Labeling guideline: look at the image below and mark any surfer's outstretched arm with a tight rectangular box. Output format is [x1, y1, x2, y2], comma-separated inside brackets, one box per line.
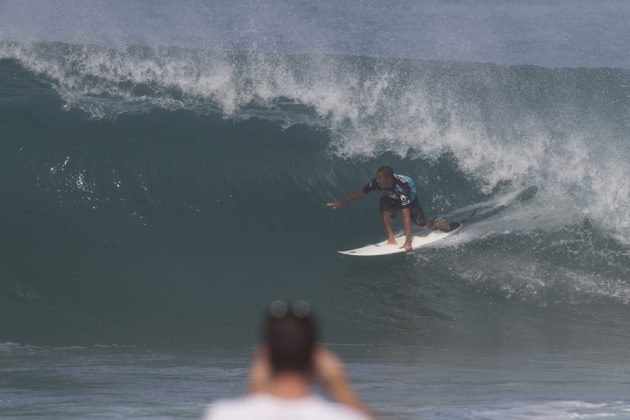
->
[326, 188, 366, 209]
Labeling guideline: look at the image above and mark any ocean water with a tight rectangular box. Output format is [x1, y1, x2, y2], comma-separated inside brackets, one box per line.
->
[2, 1, 630, 419]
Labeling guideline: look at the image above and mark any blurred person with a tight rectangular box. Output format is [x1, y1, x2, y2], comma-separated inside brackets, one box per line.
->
[202, 301, 373, 420]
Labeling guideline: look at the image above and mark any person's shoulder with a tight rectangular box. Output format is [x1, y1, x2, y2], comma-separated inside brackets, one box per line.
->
[394, 173, 411, 183]
[394, 174, 414, 191]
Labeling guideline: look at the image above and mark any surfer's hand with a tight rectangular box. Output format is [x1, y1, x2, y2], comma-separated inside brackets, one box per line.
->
[326, 201, 343, 209]
[400, 241, 412, 252]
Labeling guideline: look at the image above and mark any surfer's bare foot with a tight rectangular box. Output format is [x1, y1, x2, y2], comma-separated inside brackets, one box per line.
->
[387, 237, 397, 245]
[433, 220, 451, 232]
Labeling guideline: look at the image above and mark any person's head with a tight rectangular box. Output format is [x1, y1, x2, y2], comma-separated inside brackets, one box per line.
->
[262, 300, 318, 378]
[376, 165, 395, 189]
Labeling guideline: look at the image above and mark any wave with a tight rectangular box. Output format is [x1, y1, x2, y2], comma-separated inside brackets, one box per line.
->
[1, 41, 629, 345]
[3, 41, 630, 241]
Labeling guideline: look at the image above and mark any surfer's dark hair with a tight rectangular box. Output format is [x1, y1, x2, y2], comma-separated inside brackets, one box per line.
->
[377, 165, 394, 178]
[263, 301, 318, 376]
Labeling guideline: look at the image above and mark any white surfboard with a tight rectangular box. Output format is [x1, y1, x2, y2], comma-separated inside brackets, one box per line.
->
[338, 223, 462, 256]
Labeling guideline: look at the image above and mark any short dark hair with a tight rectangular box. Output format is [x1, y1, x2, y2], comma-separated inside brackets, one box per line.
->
[377, 165, 394, 178]
[263, 303, 318, 376]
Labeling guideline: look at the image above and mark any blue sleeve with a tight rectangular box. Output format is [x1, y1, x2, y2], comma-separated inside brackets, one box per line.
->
[362, 178, 378, 194]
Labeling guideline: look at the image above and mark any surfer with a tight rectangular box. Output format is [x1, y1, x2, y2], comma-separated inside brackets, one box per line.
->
[327, 165, 454, 252]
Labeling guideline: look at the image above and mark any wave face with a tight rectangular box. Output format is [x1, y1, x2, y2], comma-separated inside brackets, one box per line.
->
[1, 41, 630, 346]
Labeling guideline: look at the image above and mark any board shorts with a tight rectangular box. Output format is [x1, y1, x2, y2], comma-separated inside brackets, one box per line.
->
[379, 195, 428, 227]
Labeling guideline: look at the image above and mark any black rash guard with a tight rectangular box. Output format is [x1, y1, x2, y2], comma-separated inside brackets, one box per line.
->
[362, 174, 417, 208]
[362, 174, 427, 225]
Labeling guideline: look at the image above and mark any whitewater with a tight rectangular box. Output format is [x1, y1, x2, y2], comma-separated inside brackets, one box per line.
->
[1, 1, 630, 419]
